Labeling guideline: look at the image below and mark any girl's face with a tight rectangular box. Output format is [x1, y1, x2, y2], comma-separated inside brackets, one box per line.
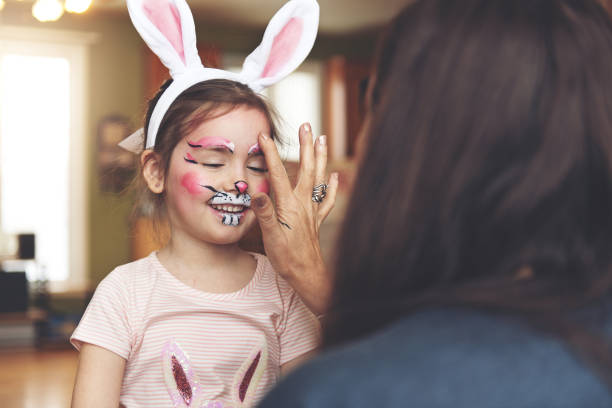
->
[164, 106, 271, 245]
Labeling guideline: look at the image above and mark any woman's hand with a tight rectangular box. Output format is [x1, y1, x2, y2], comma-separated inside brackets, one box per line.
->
[251, 123, 338, 315]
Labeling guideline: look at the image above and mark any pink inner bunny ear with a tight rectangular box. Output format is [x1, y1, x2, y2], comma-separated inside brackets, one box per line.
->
[162, 340, 205, 407]
[142, 0, 186, 64]
[171, 355, 193, 405]
[239, 351, 261, 402]
[261, 17, 304, 78]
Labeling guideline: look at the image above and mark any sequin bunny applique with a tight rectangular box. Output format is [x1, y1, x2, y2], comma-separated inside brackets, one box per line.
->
[162, 339, 268, 408]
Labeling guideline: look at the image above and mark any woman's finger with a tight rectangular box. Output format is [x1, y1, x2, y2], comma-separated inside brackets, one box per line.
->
[317, 172, 339, 226]
[258, 132, 292, 204]
[295, 123, 316, 199]
[313, 134, 328, 194]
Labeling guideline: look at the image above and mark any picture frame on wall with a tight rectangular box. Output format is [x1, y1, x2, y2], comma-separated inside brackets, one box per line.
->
[97, 115, 136, 193]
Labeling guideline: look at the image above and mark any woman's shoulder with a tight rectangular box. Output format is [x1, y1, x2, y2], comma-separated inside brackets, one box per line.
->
[260, 308, 612, 407]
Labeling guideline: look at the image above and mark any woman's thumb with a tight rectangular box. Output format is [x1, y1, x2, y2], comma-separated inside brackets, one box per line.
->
[251, 194, 279, 234]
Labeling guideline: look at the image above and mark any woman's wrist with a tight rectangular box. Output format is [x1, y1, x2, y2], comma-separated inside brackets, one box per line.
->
[281, 255, 331, 315]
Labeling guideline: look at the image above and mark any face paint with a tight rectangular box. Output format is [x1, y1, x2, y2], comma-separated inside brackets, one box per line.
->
[181, 172, 206, 195]
[188, 136, 235, 153]
[247, 143, 261, 156]
[256, 180, 270, 194]
[235, 180, 248, 195]
[184, 152, 197, 164]
[205, 185, 252, 227]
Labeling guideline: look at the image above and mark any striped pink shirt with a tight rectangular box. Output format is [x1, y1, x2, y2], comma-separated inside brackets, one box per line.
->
[71, 252, 320, 408]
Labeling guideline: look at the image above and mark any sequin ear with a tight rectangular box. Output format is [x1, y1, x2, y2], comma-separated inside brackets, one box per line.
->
[162, 339, 206, 407]
[204, 402, 224, 408]
[232, 338, 268, 407]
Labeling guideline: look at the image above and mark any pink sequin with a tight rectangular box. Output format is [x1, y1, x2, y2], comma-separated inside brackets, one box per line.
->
[239, 351, 261, 402]
[172, 355, 192, 405]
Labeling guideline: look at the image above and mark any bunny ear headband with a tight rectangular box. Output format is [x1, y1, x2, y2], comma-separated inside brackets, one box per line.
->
[119, 0, 320, 154]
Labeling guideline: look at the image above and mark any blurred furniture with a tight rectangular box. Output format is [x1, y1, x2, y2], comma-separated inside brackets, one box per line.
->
[0, 270, 28, 313]
[324, 56, 372, 160]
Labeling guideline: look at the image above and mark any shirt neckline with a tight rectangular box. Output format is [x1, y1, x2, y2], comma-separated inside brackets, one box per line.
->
[149, 251, 265, 301]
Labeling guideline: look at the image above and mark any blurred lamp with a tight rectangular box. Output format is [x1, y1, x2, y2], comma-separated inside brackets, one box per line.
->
[32, 0, 64, 22]
[65, 0, 92, 14]
[0, 0, 5, 11]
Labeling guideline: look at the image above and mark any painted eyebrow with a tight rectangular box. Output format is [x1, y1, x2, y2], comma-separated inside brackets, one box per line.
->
[187, 137, 235, 153]
[184, 152, 198, 163]
[247, 143, 262, 156]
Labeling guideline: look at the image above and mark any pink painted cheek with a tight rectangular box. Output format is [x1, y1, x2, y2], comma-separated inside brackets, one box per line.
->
[256, 180, 270, 194]
[180, 172, 206, 196]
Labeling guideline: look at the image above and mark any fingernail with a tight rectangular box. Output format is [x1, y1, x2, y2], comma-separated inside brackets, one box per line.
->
[253, 195, 267, 209]
[332, 172, 339, 181]
[318, 135, 326, 146]
[303, 123, 311, 133]
[260, 133, 269, 142]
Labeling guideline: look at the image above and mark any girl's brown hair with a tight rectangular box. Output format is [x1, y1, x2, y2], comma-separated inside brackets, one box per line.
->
[134, 79, 280, 232]
[325, 0, 612, 384]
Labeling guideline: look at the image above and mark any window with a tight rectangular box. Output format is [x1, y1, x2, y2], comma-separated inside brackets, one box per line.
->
[0, 26, 95, 289]
[266, 61, 322, 162]
[224, 54, 323, 161]
[1, 55, 70, 281]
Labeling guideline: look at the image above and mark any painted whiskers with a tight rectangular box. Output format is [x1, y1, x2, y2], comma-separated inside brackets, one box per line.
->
[204, 185, 251, 227]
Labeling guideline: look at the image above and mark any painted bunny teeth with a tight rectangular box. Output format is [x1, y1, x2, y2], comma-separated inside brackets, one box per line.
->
[120, 0, 320, 154]
[222, 213, 242, 226]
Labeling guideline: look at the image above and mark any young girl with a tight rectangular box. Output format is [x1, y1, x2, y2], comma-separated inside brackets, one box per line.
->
[71, 0, 322, 406]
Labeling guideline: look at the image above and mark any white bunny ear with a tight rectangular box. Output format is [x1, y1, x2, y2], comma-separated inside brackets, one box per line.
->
[127, 0, 203, 77]
[118, 128, 145, 154]
[241, 0, 319, 91]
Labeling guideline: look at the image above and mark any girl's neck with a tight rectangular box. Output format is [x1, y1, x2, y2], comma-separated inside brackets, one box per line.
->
[156, 228, 255, 294]
[163, 230, 243, 268]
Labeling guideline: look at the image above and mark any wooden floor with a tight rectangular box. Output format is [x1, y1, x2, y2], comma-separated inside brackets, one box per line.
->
[0, 348, 78, 408]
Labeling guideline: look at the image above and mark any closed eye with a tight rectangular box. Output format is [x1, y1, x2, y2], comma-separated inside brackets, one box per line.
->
[203, 163, 224, 168]
[184, 156, 197, 164]
[247, 166, 268, 173]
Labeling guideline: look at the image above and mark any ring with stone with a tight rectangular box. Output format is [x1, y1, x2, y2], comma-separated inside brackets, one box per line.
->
[312, 183, 328, 203]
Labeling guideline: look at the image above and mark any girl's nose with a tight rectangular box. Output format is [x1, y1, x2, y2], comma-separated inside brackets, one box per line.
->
[235, 180, 248, 195]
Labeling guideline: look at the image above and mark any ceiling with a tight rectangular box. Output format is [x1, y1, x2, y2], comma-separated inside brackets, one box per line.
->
[96, 0, 413, 34]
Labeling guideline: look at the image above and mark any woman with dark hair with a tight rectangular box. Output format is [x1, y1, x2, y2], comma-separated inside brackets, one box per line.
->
[250, 0, 612, 405]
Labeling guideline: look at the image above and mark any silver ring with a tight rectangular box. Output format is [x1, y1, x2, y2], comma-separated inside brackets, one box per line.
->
[312, 183, 328, 203]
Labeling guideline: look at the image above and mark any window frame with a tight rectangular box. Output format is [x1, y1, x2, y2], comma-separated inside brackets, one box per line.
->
[0, 26, 97, 292]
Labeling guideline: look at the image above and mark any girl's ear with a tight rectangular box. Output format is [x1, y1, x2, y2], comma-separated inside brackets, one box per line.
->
[141, 150, 165, 194]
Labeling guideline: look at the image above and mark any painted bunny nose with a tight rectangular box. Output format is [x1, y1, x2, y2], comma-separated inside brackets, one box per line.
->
[235, 181, 248, 195]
